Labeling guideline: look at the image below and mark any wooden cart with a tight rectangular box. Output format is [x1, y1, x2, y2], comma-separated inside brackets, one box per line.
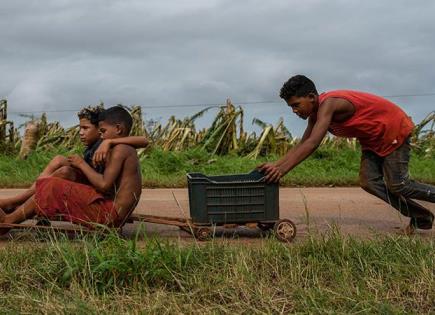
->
[0, 213, 296, 242]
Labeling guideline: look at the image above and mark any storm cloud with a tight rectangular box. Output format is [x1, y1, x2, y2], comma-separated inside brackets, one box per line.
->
[1, 0, 434, 135]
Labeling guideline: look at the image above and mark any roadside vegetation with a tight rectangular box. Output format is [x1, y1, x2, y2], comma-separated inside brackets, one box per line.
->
[1, 101, 434, 314]
[1, 146, 434, 188]
[0, 231, 433, 313]
[1, 99, 434, 187]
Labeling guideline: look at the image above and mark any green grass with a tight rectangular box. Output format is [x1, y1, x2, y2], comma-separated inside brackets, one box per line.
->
[0, 231, 433, 313]
[1, 146, 434, 188]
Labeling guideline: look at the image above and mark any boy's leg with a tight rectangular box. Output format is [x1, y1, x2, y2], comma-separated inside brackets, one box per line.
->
[0, 156, 73, 210]
[34, 177, 117, 227]
[382, 139, 434, 229]
[0, 192, 34, 213]
[38, 155, 70, 178]
[0, 196, 37, 232]
[383, 139, 435, 202]
[360, 150, 433, 230]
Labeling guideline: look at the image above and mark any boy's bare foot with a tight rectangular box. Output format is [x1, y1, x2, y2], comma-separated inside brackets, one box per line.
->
[404, 223, 415, 236]
[0, 208, 11, 235]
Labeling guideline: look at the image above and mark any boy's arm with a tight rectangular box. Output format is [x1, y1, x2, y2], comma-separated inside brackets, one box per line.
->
[109, 136, 149, 148]
[260, 99, 335, 182]
[93, 136, 148, 166]
[274, 115, 316, 168]
[69, 145, 128, 193]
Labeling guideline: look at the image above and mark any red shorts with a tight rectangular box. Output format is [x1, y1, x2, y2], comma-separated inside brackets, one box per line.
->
[34, 177, 119, 227]
[73, 168, 90, 185]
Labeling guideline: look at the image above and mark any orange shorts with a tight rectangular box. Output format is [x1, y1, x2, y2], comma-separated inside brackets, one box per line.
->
[34, 177, 119, 227]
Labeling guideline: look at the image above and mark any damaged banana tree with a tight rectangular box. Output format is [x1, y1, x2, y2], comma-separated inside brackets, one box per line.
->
[0, 100, 17, 150]
[200, 99, 244, 155]
[412, 111, 435, 157]
[246, 118, 294, 159]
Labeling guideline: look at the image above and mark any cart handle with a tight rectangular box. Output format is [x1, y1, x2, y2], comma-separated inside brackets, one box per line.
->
[187, 170, 266, 184]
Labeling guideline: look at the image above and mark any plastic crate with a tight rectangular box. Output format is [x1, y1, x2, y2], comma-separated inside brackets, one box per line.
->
[187, 170, 279, 225]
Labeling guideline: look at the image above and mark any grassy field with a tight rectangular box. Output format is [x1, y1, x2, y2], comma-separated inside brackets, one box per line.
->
[1, 145, 434, 313]
[1, 146, 434, 188]
[0, 231, 433, 314]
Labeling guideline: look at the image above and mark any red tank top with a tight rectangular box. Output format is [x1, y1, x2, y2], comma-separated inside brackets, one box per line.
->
[319, 90, 414, 157]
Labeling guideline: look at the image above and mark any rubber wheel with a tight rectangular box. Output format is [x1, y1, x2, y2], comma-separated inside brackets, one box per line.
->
[194, 227, 211, 241]
[273, 219, 296, 242]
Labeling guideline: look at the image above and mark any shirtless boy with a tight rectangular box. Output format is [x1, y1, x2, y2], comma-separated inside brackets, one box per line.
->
[0, 106, 142, 230]
[0, 105, 147, 213]
[259, 75, 434, 233]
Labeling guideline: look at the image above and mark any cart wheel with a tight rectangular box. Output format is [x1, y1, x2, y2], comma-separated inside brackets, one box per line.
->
[273, 219, 296, 242]
[194, 227, 211, 241]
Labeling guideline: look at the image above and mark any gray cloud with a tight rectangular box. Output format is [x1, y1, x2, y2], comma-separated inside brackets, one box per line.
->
[1, 0, 434, 135]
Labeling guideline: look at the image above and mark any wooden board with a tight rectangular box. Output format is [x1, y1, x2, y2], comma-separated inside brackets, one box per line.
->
[0, 213, 191, 235]
[0, 222, 95, 233]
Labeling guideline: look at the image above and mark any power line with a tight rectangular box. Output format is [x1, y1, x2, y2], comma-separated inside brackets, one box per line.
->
[381, 93, 435, 98]
[8, 101, 277, 114]
[7, 92, 435, 115]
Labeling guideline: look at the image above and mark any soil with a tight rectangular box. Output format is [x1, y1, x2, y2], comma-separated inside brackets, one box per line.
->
[0, 187, 433, 243]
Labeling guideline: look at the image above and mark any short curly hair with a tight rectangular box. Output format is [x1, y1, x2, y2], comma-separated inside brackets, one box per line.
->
[279, 75, 318, 100]
[98, 105, 133, 135]
[77, 104, 105, 126]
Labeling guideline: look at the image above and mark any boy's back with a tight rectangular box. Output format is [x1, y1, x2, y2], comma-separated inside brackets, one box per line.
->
[319, 90, 414, 156]
[108, 144, 142, 224]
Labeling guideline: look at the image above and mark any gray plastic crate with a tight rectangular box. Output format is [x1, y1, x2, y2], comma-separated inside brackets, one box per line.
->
[187, 170, 279, 225]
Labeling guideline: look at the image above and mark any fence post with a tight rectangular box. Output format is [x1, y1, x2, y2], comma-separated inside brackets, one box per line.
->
[0, 100, 7, 142]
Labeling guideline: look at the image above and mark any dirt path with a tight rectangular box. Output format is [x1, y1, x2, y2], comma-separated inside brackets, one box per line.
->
[0, 188, 433, 241]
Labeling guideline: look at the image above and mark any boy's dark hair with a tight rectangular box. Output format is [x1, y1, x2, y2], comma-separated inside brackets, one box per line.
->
[99, 105, 133, 135]
[77, 105, 105, 126]
[279, 75, 318, 100]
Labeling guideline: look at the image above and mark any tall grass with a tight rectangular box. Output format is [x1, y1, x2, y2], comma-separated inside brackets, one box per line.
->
[1, 146, 434, 188]
[0, 231, 433, 313]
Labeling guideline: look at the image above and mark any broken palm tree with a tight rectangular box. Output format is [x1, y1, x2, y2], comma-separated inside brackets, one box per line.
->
[18, 121, 39, 159]
[6, 98, 435, 160]
[150, 106, 215, 152]
[35, 113, 82, 152]
[412, 111, 435, 156]
[246, 118, 294, 159]
[200, 99, 243, 155]
[320, 136, 357, 150]
[0, 100, 17, 151]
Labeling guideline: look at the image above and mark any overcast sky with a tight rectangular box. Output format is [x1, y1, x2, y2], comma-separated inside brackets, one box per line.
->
[1, 0, 434, 136]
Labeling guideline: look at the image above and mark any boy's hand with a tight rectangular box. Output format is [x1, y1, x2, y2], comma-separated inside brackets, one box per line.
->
[68, 155, 85, 168]
[257, 162, 283, 183]
[93, 139, 112, 166]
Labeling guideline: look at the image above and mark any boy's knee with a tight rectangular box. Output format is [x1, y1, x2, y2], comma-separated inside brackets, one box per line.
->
[52, 166, 76, 181]
[360, 180, 375, 195]
[386, 179, 409, 196]
[359, 175, 376, 194]
[51, 155, 69, 169]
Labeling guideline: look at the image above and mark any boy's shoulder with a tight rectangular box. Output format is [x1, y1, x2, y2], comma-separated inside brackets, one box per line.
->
[111, 144, 138, 161]
[112, 143, 137, 153]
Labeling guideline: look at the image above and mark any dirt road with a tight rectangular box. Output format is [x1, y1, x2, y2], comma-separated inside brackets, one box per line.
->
[1, 188, 433, 241]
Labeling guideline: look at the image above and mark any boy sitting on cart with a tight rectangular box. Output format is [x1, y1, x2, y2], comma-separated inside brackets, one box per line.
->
[0, 106, 143, 231]
[0, 105, 147, 214]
